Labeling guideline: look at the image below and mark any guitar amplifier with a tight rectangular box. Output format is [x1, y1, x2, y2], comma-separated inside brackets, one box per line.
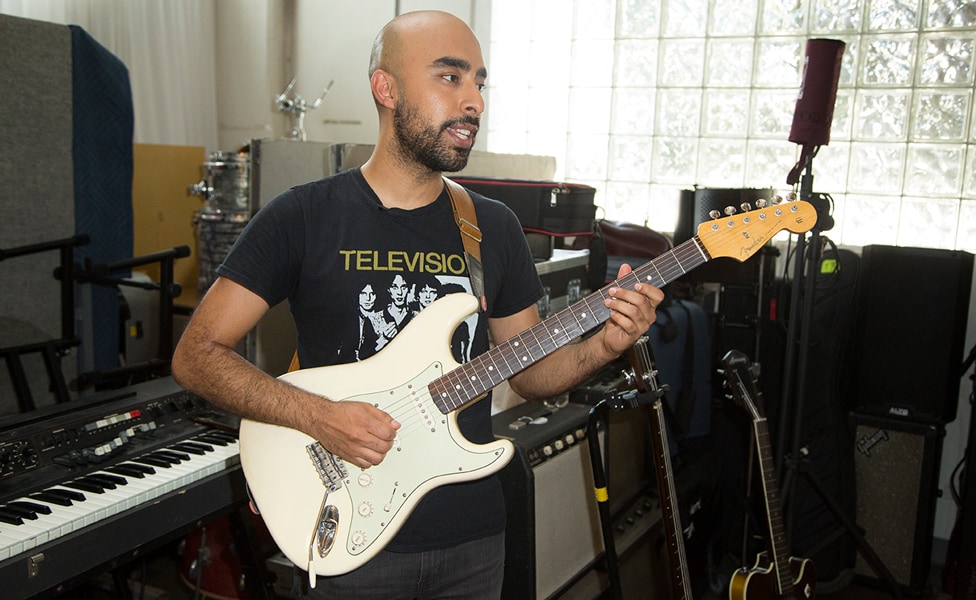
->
[851, 412, 944, 593]
[492, 401, 665, 599]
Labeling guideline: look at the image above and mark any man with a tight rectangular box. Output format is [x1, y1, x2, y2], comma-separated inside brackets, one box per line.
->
[171, 10, 663, 599]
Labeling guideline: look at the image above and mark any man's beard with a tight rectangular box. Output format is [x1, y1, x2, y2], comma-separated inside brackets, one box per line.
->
[392, 100, 476, 173]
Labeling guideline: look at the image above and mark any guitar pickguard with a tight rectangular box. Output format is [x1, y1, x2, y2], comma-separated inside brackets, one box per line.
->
[327, 363, 508, 556]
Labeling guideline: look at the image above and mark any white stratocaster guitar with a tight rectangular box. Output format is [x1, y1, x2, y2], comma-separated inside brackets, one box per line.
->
[239, 197, 817, 579]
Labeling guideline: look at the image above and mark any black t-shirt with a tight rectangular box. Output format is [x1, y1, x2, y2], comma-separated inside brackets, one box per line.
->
[217, 167, 544, 551]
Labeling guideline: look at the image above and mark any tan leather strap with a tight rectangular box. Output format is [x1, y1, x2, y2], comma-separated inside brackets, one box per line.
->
[444, 178, 486, 311]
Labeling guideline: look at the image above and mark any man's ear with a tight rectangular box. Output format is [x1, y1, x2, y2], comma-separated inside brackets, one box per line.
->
[370, 70, 396, 109]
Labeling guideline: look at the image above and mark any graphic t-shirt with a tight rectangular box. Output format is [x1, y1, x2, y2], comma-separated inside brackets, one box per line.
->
[217, 167, 544, 552]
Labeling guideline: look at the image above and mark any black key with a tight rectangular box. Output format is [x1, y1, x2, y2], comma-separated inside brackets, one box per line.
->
[46, 488, 87, 503]
[105, 465, 144, 479]
[210, 430, 238, 442]
[181, 441, 214, 453]
[0, 511, 23, 525]
[132, 456, 172, 468]
[63, 479, 105, 494]
[171, 442, 207, 455]
[8, 500, 53, 516]
[196, 434, 228, 446]
[156, 449, 190, 462]
[89, 473, 127, 487]
[146, 451, 180, 465]
[106, 464, 148, 478]
[0, 505, 38, 520]
[79, 475, 116, 490]
[118, 461, 156, 475]
[63, 479, 107, 494]
[30, 492, 74, 507]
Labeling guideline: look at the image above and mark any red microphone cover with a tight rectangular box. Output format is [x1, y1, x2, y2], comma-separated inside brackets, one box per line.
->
[788, 38, 845, 147]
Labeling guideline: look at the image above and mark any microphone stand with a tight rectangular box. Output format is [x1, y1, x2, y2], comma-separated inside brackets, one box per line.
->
[774, 154, 902, 597]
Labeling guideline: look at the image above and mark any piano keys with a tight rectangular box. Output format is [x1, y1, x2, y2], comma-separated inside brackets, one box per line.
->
[0, 377, 257, 600]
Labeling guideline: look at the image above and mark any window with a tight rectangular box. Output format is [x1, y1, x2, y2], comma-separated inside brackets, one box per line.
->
[483, 0, 976, 251]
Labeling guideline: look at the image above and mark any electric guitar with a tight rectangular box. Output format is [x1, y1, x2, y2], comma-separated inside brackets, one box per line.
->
[722, 349, 816, 599]
[624, 339, 694, 599]
[239, 199, 817, 579]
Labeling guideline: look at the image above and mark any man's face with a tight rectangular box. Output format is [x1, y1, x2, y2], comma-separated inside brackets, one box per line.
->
[389, 275, 409, 305]
[359, 284, 376, 310]
[391, 30, 487, 174]
[418, 283, 438, 307]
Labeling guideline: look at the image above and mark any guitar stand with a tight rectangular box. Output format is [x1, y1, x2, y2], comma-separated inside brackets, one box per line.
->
[774, 157, 902, 598]
[585, 386, 667, 600]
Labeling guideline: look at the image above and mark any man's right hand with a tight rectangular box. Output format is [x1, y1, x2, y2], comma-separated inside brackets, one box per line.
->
[315, 400, 401, 469]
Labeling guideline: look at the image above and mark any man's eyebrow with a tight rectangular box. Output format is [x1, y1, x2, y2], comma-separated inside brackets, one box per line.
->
[433, 56, 488, 79]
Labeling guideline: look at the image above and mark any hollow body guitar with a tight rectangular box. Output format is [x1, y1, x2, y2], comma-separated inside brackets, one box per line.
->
[722, 349, 816, 599]
[239, 199, 817, 579]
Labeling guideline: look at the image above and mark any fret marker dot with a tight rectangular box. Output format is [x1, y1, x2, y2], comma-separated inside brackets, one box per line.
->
[521, 356, 528, 362]
[470, 376, 477, 381]
[488, 366, 494, 371]
[455, 384, 462, 390]
[580, 312, 587, 318]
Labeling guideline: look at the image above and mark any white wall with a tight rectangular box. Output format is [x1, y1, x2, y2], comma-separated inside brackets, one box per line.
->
[213, 1, 487, 150]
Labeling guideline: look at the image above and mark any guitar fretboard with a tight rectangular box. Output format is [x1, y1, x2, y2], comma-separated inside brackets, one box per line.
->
[428, 236, 711, 413]
[753, 416, 795, 595]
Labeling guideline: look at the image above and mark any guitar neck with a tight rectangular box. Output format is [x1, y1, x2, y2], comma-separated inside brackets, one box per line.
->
[753, 416, 795, 595]
[430, 237, 711, 413]
[650, 400, 693, 599]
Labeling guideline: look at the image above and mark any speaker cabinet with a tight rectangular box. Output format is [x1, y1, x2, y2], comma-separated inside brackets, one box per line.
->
[851, 413, 944, 592]
[492, 402, 663, 599]
[850, 245, 974, 424]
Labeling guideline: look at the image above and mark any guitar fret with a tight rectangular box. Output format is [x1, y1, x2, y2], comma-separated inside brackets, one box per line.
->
[754, 418, 795, 593]
[428, 235, 724, 417]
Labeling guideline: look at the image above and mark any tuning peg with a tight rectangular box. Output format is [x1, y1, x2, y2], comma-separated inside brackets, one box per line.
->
[740, 202, 752, 212]
[709, 209, 722, 219]
[771, 195, 783, 205]
[755, 198, 767, 208]
[786, 191, 798, 202]
[724, 206, 737, 216]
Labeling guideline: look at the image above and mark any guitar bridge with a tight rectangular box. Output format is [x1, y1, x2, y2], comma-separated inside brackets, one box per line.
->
[306, 442, 348, 491]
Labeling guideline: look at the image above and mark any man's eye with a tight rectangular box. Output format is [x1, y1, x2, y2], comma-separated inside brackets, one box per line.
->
[476, 83, 486, 92]
[443, 74, 459, 83]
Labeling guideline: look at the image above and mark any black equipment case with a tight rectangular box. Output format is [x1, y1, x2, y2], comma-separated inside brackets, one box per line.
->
[449, 177, 597, 235]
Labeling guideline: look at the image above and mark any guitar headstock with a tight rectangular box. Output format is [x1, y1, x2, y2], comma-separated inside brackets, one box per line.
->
[696, 195, 816, 263]
[719, 349, 764, 421]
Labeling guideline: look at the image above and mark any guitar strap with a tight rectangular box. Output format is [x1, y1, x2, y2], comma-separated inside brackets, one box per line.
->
[443, 177, 486, 312]
[287, 179, 486, 373]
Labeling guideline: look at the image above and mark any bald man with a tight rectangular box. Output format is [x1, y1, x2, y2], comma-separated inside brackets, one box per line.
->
[172, 10, 662, 599]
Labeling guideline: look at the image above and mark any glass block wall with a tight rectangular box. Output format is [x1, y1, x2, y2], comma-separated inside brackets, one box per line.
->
[482, 0, 976, 251]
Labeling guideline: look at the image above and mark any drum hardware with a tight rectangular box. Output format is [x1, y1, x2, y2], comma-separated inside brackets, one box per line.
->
[188, 150, 252, 295]
[274, 77, 334, 141]
[189, 150, 250, 216]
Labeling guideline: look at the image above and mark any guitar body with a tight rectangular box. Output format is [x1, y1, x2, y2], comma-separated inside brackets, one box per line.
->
[729, 553, 816, 600]
[239, 293, 513, 576]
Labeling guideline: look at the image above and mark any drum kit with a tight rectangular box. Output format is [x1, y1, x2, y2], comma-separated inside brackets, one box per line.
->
[188, 77, 332, 297]
[188, 149, 251, 296]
